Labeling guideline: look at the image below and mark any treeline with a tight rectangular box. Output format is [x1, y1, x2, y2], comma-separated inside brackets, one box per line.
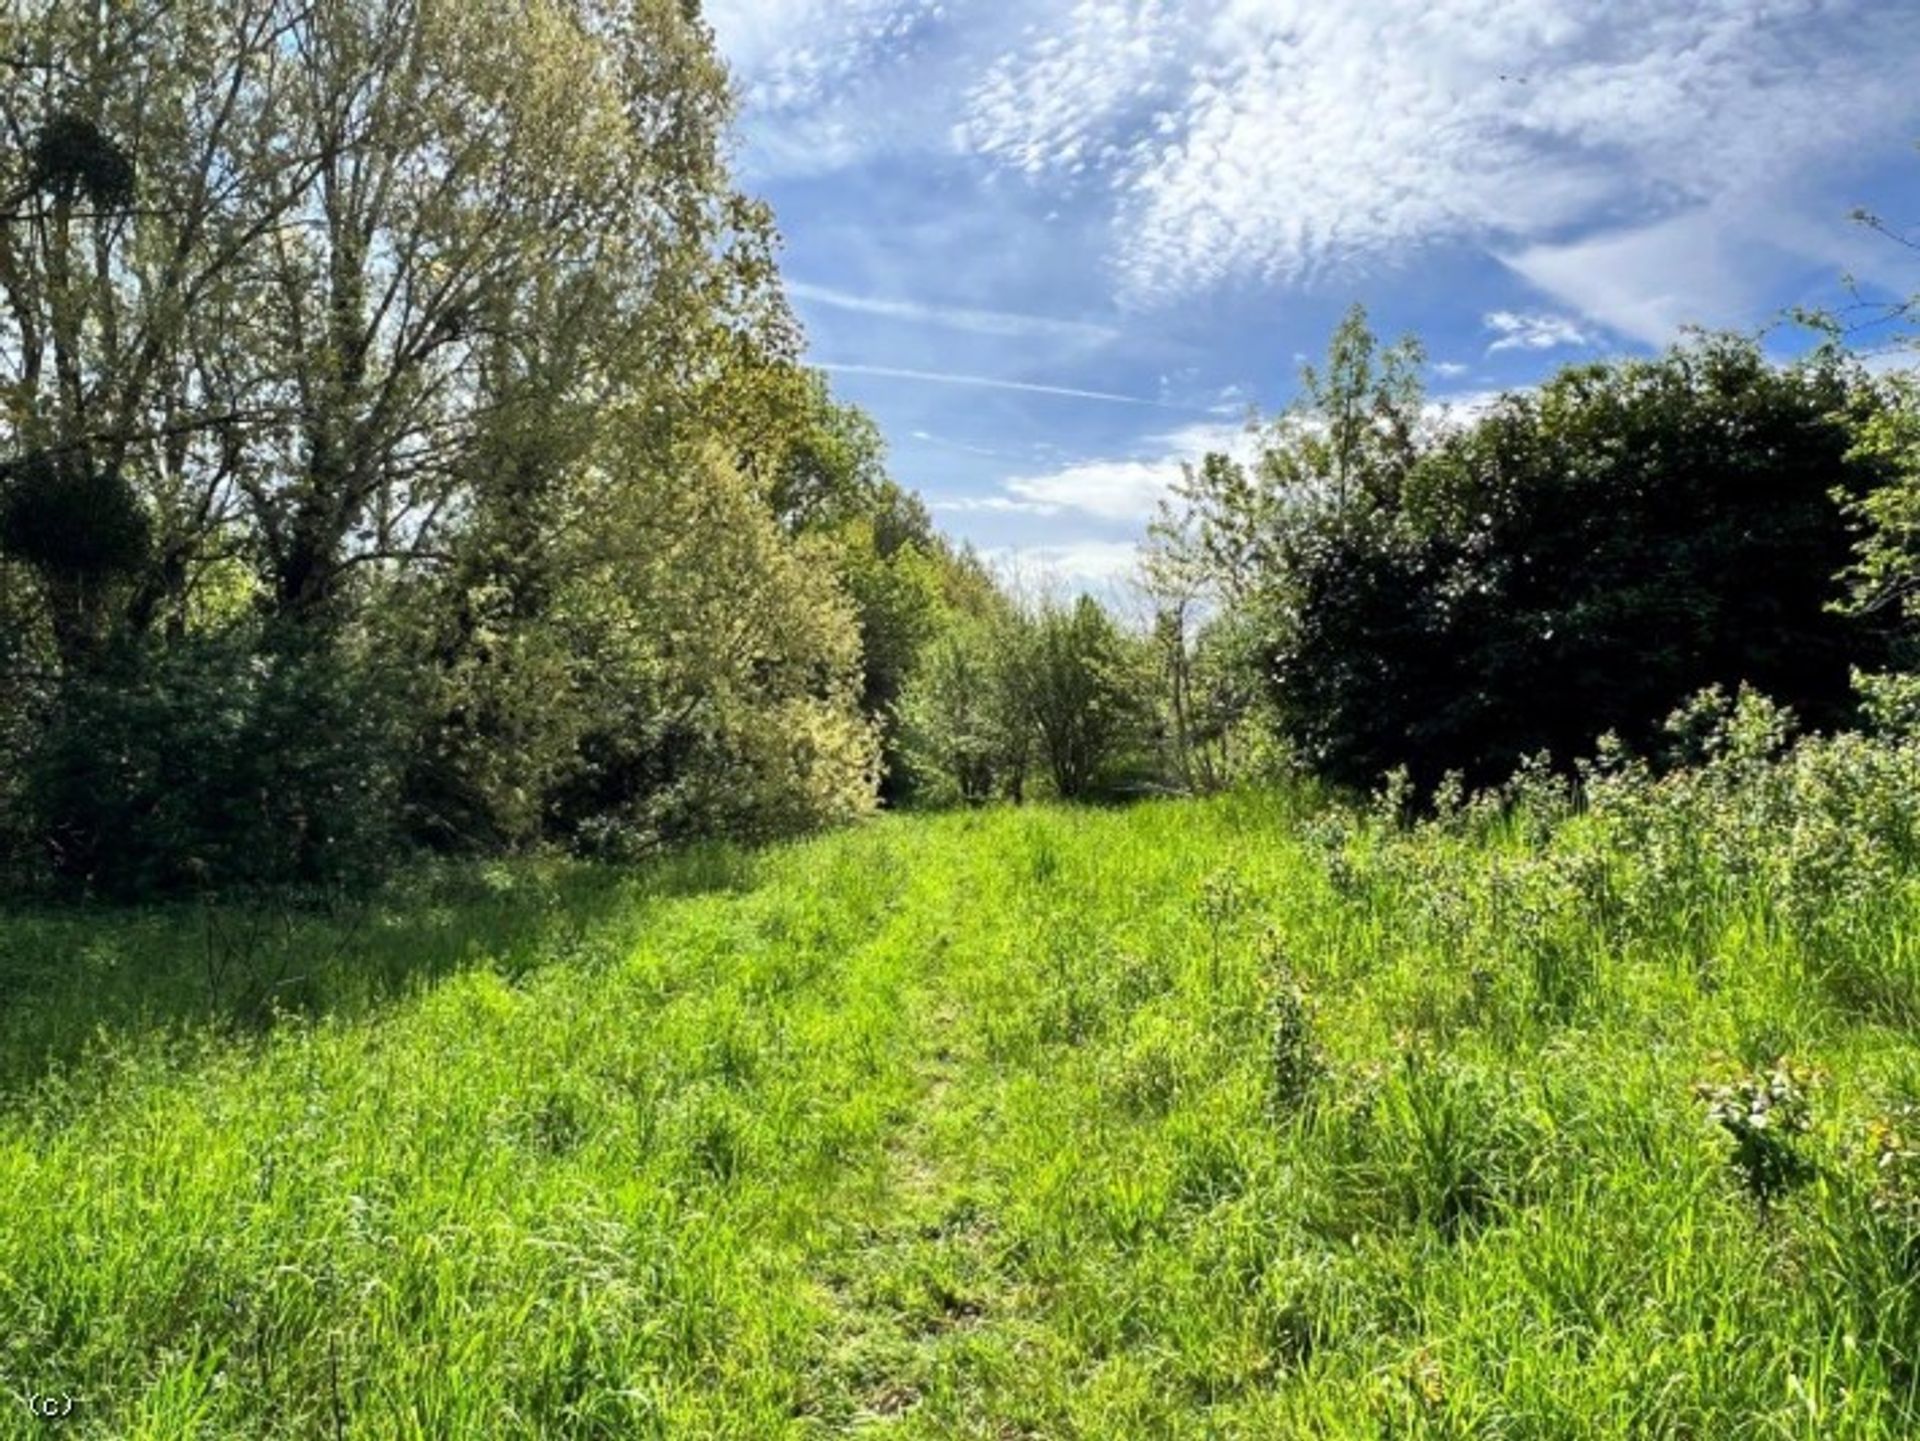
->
[0, 0, 1005, 897]
[1136, 308, 1920, 798]
[902, 314, 1920, 813]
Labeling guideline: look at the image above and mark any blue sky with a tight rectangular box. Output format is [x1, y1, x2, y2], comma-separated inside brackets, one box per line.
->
[703, 0, 1920, 591]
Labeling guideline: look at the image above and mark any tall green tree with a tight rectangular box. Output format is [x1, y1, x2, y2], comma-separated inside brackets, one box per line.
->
[0, 0, 892, 890]
[1159, 303, 1427, 613]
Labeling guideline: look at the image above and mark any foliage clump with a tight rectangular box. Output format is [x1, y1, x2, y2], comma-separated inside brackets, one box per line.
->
[1156, 309, 1902, 791]
[0, 0, 1002, 895]
[27, 112, 135, 208]
[902, 586, 1152, 805]
[1695, 1058, 1820, 1207]
[1866, 1103, 1920, 1234]
[0, 453, 149, 583]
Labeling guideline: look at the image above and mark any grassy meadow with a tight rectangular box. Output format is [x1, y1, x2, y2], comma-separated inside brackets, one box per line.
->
[7, 779, 1920, 1436]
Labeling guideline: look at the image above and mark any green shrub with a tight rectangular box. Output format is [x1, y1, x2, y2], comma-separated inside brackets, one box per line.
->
[20, 628, 404, 898]
[1166, 318, 1900, 791]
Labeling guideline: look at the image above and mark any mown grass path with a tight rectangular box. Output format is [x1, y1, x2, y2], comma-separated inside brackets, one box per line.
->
[6, 794, 1920, 1436]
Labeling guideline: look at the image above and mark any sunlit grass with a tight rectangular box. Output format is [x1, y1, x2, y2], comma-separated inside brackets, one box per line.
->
[5, 786, 1920, 1436]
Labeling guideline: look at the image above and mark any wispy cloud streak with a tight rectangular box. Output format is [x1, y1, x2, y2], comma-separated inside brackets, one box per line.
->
[818, 363, 1164, 406]
[790, 282, 1119, 342]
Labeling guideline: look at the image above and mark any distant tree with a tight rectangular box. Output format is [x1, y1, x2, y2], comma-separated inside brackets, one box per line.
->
[902, 616, 1018, 805]
[1143, 468, 1269, 792]
[718, 365, 952, 799]
[827, 518, 943, 796]
[1018, 594, 1146, 800]
[1159, 306, 1427, 614]
[1155, 305, 1432, 788]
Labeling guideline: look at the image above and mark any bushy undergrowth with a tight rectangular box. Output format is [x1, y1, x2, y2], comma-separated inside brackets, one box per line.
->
[9, 714, 1920, 1433]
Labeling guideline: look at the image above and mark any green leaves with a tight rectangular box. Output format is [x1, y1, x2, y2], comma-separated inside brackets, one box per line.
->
[1170, 321, 1895, 793]
[1696, 1058, 1821, 1207]
[0, 0, 931, 888]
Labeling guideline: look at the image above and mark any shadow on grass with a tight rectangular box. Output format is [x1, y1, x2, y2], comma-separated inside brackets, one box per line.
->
[0, 841, 760, 1099]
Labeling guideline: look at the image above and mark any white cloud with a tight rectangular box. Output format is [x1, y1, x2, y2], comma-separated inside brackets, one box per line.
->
[959, 1, 1198, 184]
[977, 419, 1258, 525]
[788, 281, 1118, 342]
[702, 0, 955, 175]
[911, 429, 1009, 459]
[1858, 347, 1920, 379]
[1499, 204, 1776, 346]
[1003, 459, 1178, 522]
[1433, 361, 1471, 378]
[709, 2, 1920, 340]
[952, 1, 1920, 309]
[933, 495, 1058, 515]
[985, 540, 1144, 593]
[1424, 388, 1512, 428]
[1483, 310, 1595, 353]
[1156, 420, 1262, 464]
[1208, 382, 1255, 414]
[704, 0, 940, 112]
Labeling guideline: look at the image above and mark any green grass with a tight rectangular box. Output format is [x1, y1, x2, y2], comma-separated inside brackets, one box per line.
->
[6, 789, 1920, 1435]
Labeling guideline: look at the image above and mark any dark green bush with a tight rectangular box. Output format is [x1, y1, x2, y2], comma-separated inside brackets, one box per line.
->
[1370, 340, 1890, 787]
[1176, 325, 1902, 792]
[21, 628, 404, 899]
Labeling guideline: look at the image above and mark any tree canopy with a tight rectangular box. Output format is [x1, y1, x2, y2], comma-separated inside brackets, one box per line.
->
[0, 0, 983, 893]
[1160, 312, 1905, 791]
